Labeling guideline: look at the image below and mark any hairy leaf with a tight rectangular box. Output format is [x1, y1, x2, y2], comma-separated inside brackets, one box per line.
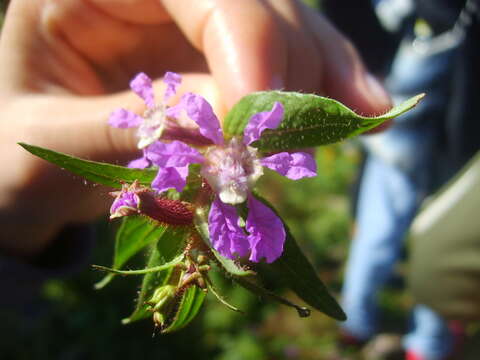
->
[18, 143, 156, 189]
[95, 216, 167, 289]
[224, 92, 424, 151]
[161, 285, 207, 333]
[122, 226, 190, 324]
[252, 195, 346, 321]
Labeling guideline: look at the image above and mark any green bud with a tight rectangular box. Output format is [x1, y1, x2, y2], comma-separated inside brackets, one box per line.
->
[147, 285, 176, 312]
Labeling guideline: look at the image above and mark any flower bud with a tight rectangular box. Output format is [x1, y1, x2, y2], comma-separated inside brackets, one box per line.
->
[137, 193, 194, 225]
[109, 180, 194, 226]
[147, 284, 176, 312]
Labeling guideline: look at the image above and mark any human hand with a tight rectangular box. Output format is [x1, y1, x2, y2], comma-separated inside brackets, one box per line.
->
[0, 0, 391, 258]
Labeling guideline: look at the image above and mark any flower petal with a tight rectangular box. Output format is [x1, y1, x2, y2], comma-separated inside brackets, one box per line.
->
[163, 72, 182, 102]
[246, 195, 285, 263]
[208, 196, 249, 259]
[145, 140, 204, 167]
[110, 188, 140, 219]
[260, 152, 317, 180]
[243, 102, 284, 145]
[181, 93, 224, 145]
[108, 108, 143, 128]
[127, 152, 151, 169]
[151, 165, 189, 193]
[130, 72, 155, 108]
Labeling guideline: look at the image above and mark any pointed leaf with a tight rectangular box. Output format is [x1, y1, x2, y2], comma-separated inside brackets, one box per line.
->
[18, 143, 157, 189]
[95, 216, 167, 289]
[206, 279, 243, 313]
[161, 285, 207, 333]
[123, 226, 190, 324]
[234, 277, 311, 318]
[223, 91, 424, 151]
[252, 195, 346, 321]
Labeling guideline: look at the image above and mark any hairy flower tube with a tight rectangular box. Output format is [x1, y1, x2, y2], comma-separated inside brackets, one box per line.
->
[110, 181, 194, 225]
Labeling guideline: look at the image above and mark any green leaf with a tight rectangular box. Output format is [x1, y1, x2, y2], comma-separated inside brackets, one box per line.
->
[18, 143, 156, 189]
[234, 277, 311, 318]
[122, 226, 190, 324]
[223, 92, 424, 151]
[205, 277, 243, 313]
[252, 195, 346, 321]
[161, 285, 207, 333]
[94, 216, 167, 289]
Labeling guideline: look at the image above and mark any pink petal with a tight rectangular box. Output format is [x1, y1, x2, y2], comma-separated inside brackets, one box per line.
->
[163, 72, 182, 102]
[180, 93, 224, 145]
[260, 152, 317, 180]
[108, 108, 143, 128]
[246, 195, 285, 263]
[110, 191, 139, 218]
[165, 103, 182, 119]
[145, 140, 204, 167]
[151, 165, 189, 193]
[127, 153, 150, 169]
[130, 72, 155, 108]
[127, 150, 150, 169]
[208, 196, 249, 259]
[243, 102, 284, 145]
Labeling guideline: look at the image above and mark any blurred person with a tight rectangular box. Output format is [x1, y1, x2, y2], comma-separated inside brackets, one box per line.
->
[329, 0, 480, 359]
[0, 0, 391, 307]
[408, 151, 480, 359]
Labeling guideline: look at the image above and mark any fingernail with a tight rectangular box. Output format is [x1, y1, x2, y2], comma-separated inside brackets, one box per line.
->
[365, 73, 392, 110]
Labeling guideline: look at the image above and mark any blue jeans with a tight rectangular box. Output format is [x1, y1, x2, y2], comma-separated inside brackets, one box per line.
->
[340, 25, 461, 359]
[340, 147, 453, 359]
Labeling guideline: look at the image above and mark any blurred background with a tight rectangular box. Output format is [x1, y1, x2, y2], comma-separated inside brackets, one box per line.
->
[0, 1, 419, 359]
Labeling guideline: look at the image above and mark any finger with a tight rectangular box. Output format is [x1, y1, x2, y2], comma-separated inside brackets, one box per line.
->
[86, 0, 170, 24]
[1, 0, 206, 96]
[302, 5, 392, 116]
[162, 0, 288, 107]
[264, 0, 322, 93]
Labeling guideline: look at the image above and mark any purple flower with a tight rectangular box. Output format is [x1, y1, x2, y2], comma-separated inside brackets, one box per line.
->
[109, 182, 142, 219]
[145, 94, 317, 263]
[109, 181, 194, 225]
[108, 72, 182, 150]
[107, 72, 206, 188]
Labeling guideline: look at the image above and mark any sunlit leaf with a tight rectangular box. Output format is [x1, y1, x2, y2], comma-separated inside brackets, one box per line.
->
[224, 92, 424, 151]
[18, 143, 156, 189]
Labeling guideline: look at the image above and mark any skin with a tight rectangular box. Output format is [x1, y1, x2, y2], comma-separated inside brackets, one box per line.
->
[0, 0, 391, 258]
